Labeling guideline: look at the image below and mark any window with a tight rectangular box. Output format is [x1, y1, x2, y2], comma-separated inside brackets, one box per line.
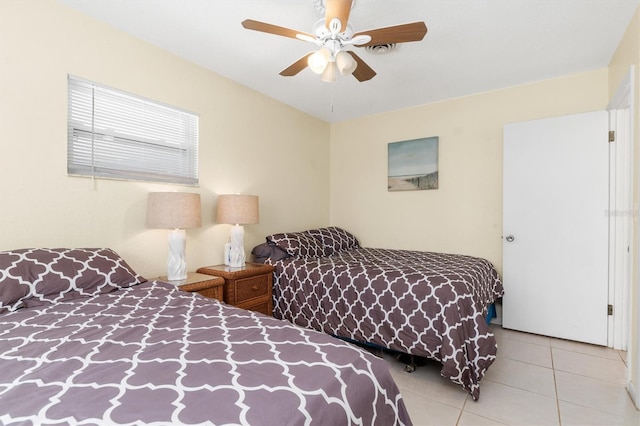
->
[67, 76, 199, 185]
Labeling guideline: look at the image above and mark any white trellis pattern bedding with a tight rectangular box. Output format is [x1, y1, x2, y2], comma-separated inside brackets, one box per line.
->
[266, 244, 504, 401]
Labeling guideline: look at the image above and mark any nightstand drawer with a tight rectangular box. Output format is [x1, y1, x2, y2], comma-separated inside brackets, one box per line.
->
[239, 300, 271, 316]
[196, 263, 274, 316]
[234, 275, 270, 303]
[196, 286, 223, 300]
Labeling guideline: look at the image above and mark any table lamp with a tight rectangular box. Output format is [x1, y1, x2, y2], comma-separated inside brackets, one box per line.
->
[215, 194, 259, 267]
[146, 192, 202, 280]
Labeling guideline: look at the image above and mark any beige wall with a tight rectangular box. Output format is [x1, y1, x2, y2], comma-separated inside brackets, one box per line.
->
[608, 5, 640, 406]
[0, 0, 330, 278]
[330, 70, 609, 271]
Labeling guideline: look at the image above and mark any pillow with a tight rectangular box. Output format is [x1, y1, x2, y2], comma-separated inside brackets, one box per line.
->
[0, 248, 146, 314]
[266, 232, 330, 258]
[251, 242, 291, 263]
[305, 227, 360, 253]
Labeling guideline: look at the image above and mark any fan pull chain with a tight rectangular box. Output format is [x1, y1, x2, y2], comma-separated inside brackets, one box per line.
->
[331, 81, 335, 113]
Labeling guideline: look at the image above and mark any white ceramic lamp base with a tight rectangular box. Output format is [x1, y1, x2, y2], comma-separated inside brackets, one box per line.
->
[167, 228, 187, 280]
[228, 224, 246, 268]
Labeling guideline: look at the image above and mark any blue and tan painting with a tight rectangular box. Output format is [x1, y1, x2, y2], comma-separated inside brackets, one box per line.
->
[388, 136, 439, 191]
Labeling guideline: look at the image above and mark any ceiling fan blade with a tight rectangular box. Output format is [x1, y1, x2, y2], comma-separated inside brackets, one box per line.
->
[280, 53, 314, 76]
[354, 22, 427, 46]
[325, 0, 352, 33]
[346, 51, 376, 82]
[242, 19, 314, 41]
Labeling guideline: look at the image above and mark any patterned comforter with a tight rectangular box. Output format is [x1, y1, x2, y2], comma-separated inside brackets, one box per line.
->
[0, 281, 411, 425]
[268, 247, 504, 400]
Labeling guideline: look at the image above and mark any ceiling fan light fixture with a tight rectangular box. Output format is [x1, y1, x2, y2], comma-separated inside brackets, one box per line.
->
[313, 0, 357, 16]
[296, 33, 317, 43]
[242, 2, 427, 83]
[328, 17, 342, 34]
[336, 51, 357, 75]
[320, 61, 337, 83]
[308, 47, 331, 74]
[349, 34, 372, 46]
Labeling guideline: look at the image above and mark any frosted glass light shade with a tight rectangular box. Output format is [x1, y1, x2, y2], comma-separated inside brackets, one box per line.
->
[321, 62, 337, 83]
[336, 51, 357, 75]
[308, 48, 330, 74]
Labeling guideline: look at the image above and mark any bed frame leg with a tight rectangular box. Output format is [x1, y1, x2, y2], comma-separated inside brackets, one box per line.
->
[404, 362, 417, 373]
[396, 353, 418, 373]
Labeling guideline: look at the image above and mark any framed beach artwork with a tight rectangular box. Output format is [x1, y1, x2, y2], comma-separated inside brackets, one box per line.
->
[388, 136, 439, 191]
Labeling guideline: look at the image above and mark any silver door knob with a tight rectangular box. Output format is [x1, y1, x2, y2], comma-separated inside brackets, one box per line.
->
[505, 235, 515, 242]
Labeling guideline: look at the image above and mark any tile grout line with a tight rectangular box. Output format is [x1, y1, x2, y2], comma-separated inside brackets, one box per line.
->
[454, 392, 469, 425]
[551, 344, 563, 425]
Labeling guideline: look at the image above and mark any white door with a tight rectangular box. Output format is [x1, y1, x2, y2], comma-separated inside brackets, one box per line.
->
[502, 111, 609, 345]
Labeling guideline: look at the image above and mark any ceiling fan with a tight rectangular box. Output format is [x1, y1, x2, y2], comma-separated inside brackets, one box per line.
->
[241, 0, 427, 83]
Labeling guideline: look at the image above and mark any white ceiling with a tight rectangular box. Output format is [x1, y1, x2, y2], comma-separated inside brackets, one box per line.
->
[57, 0, 639, 123]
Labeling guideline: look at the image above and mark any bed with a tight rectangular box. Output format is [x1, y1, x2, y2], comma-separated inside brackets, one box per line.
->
[252, 227, 504, 401]
[0, 247, 411, 425]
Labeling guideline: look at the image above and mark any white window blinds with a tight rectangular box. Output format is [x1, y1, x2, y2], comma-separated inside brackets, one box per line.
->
[67, 76, 199, 185]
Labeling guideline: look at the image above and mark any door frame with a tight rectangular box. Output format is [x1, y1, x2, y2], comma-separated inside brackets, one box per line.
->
[607, 66, 634, 354]
[615, 65, 640, 410]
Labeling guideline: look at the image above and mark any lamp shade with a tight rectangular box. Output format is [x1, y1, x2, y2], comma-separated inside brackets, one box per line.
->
[216, 194, 259, 225]
[146, 192, 202, 229]
[320, 61, 337, 83]
[308, 48, 330, 74]
[336, 51, 357, 76]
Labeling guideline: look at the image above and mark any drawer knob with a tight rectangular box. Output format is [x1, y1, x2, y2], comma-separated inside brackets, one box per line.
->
[251, 285, 258, 291]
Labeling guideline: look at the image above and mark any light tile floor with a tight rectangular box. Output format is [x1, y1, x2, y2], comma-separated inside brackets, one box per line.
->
[382, 325, 640, 426]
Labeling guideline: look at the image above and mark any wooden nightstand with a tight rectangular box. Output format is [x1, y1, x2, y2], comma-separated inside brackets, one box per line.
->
[197, 262, 274, 316]
[157, 272, 225, 302]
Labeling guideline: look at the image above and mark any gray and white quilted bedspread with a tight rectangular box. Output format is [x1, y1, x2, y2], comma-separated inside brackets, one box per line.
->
[0, 281, 411, 425]
[269, 247, 504, 401]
